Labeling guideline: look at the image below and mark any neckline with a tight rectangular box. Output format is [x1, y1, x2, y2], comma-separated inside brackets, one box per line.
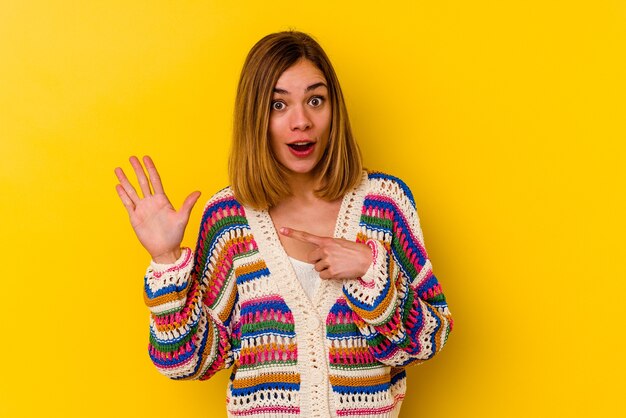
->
[243, 170, 369, 309]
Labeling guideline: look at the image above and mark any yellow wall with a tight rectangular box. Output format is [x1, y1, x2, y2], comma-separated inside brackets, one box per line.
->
[1, 1, 624, 416]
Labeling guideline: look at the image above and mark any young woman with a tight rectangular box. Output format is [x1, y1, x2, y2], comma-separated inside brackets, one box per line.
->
[115, 31, 452, 418]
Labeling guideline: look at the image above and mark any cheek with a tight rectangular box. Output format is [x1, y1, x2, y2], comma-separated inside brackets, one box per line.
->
[268, 119, 282, 149]
[322, 105, 332, 128]
[319, 109, 332, 137]
[268, 118, 277, 139]
[270, 113, 291, 136]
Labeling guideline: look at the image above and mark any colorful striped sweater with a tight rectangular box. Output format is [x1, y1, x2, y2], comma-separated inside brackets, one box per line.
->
[144, 171, 453, 418]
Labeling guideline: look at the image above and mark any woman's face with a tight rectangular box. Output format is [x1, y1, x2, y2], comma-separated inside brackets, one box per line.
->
[269, 59, 331, 177]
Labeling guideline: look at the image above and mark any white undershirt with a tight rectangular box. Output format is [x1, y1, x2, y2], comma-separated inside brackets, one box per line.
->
[287, 257, 321, 301]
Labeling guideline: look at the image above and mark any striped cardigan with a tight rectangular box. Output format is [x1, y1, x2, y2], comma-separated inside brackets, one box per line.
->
[144, 171, 453, 417]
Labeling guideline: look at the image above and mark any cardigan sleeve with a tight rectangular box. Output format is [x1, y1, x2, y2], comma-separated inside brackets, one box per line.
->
[143, 189, 242, 380]
[342, 175, 453, 367]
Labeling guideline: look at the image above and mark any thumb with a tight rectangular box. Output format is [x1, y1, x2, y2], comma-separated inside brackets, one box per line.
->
[179, 191, 201, 220]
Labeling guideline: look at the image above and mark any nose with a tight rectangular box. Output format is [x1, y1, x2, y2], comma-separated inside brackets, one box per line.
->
[289, 104, 311, 131]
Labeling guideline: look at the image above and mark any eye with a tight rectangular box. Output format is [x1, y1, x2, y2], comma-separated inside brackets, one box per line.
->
[308, 96, 325, 107]
[271, 101, 286, 111]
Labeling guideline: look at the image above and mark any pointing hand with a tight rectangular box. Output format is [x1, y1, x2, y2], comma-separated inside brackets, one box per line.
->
[280, 227, 373, 280]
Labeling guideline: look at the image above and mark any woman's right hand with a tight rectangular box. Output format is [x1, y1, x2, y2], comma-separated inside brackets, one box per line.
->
[114, 155, 201, 264]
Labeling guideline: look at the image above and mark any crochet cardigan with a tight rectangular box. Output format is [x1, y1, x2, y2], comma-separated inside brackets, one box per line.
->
[144, 171, 453, 418]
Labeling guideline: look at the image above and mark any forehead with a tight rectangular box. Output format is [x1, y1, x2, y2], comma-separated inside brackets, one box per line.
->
[274, 59, 327, 90]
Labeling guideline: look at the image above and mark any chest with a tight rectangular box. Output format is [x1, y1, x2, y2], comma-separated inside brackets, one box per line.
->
[268, 199, 342, 262]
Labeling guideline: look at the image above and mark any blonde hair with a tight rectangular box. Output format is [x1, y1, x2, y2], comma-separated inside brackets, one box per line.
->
[229, 31, 363, 209]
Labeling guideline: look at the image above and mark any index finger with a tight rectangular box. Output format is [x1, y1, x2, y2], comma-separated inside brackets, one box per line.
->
[280, 227, 327, 246]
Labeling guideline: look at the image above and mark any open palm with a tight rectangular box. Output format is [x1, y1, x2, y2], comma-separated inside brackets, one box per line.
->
[114, 156, 201, 263]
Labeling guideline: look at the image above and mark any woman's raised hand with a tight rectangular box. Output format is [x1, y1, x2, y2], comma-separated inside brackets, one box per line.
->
[114, 156, 201, 263]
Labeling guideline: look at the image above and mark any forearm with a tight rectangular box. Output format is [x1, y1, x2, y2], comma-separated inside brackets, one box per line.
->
[343, 241, 452, 366]
[375, 267, 452, 365]
[149, 297, 233, 380]
[144, 247, 194, 315]
[144, 247, 234, 380]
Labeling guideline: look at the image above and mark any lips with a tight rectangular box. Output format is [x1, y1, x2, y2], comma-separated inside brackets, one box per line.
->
[287, 141, 315, 157]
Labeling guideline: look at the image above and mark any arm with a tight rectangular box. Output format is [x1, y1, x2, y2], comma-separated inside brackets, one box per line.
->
[342, 175, 453, 367]
[144, 190, 241, 380]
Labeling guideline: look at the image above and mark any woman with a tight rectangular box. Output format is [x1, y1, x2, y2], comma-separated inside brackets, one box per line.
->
[115, 31, 452, 418]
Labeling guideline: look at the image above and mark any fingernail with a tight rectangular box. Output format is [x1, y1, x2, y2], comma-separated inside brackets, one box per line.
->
[280, 227, 288, 235]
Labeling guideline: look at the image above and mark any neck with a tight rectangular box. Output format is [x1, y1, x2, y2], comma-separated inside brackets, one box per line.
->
[284, 172, 322, 201]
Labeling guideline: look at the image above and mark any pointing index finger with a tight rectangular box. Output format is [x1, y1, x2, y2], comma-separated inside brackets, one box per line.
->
[280, 227, 326, 246]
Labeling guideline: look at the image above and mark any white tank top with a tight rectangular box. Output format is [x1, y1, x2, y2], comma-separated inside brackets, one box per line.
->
[287, 257, 321, 301]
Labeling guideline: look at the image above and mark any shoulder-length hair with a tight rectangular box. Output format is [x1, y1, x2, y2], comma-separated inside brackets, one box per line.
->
[229, 31, 363, 209]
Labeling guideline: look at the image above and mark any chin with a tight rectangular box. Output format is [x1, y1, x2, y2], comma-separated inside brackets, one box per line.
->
[285, 166, 315, 175]
[282, 160, 319, 176]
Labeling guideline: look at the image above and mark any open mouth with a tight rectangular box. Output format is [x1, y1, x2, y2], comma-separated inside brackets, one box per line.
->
[287, 141, 316, 157]
[287, 142, 315, 152]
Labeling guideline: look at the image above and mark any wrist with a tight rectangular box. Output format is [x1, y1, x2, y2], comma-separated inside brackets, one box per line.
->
[357, 240, 376, 277]
[150, 247, 192, 277]
[152, 248, 182, 264]
[365, 239, 378, 266]
[357, 240, 379, 285]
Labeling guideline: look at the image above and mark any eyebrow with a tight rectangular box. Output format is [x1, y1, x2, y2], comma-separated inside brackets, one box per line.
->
[273, 82, 328, 95]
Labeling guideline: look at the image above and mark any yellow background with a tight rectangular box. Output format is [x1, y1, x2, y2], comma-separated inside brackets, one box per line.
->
[1, 1, 624, 417]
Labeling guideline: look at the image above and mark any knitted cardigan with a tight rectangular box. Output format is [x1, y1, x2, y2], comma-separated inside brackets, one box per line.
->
[144, 171, 453, 418]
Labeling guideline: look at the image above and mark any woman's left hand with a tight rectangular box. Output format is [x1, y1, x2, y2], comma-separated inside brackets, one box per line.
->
[280, 227, 373, 280]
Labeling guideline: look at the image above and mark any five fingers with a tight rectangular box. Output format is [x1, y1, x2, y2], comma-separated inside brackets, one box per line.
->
[114, 155, 181, 214]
